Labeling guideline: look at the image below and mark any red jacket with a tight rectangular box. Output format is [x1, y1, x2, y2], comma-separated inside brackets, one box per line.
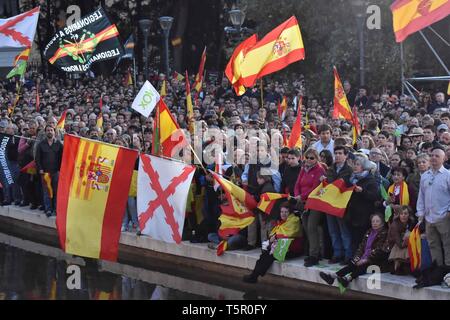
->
[294, 163, 325, 202]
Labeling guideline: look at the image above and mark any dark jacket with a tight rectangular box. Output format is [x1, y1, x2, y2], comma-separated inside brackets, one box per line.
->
[387, 218, 414, 249]
[325, 161, 353, 184]
[345, 173, 381, 228]
[35, 139, 63, 173]
[247, 159, 272, 195]
[280, 164, 301, 196]
[353, 226, 389, 265]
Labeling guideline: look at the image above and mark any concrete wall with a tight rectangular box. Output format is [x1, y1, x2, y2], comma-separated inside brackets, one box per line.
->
[0, 206, 449, 300]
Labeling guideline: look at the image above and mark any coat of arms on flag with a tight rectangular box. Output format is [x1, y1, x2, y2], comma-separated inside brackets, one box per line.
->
[137, 154, 196, 244]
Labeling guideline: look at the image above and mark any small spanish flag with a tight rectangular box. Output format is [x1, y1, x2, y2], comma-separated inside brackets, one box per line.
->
[20, 160, 37, 175]
[193, 46, 207, 92]
[447, 81, 450, 95]
[257, 193, 289, 215]
[278, 96, 287, 121]
[408, 225, 421, 271]
[216, 240, 228, 256]
[56, 110, 68, 130]
[160, 80, 167, 98]
[305, 179, 355, 218]
[96, 112, 103, 131]
[43, 172, 53, 199]
[288, 96, 303, 149]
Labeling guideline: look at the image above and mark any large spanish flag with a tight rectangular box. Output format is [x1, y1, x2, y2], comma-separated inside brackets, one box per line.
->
[225, 34, 258, 96]
[210, 170, 257, 239]
[239, 16, 305, 87]
[305, 179, 355, 218]
[56, 135, 138, 261]
[391, 0, 450, 42]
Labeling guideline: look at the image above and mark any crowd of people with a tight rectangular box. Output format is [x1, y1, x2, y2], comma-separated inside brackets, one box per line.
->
[0, 69, 449, 290]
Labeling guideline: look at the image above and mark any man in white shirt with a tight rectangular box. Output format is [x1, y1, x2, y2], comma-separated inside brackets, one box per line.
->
[416, 147, 450, 267]
[312, 124, 334, 155]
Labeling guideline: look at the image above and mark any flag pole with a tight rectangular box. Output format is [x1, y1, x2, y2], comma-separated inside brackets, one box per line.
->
[260, 78, 264, 108]
[133, 57, 137, 91]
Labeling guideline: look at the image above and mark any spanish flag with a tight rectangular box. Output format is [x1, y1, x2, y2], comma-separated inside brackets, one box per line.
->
[270, 214, 301, 239]
[408, 224, 421, 271]
[21, 160, 37, 175]
[185, 70, 195, 135]
[151, 99, 187, 158]
[391, 0, 450, 42]
[193, 46, 206, 92]
[173, 71, 185, 81]
[333, 66, 353, 121]
[278, 96, 287, 120]
[56, 110, 68, 130]
[216, 240, 228, 256]
[210, 170, 257, 239]
[96, 112, 103, 131]
[288, 96, 302, 149]
[447, 81, 450, 95]
[225, 34, 258, 96]
[305, 179, 355, 218]
[43, 173, 53, 199]
[239, 16, 305, 88]
[56, 135, 138, 261]
[257, 193, 289, 215]
[352, 105, 361, 146]
[388, 181, 410, 206]
[160, 80, 167, 98]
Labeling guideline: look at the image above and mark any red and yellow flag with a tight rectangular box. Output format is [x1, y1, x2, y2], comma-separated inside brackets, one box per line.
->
[388, 181, 410, 206]
[160, 80, 167, 98]
[96, 112, 103, 131]
[257, 193, 289, 215]
[305, 179, 355, 218]
[391, 0, 450, 42]
[408, 224, 421, 271]
[278, 96, 287, 120]
[21, 160, 37, 175]
[173, 71, 185, 81]
[216, 240, 228, 256]
[193, 46, 206, 92]
[43, 173, 53, 199]
[447, 81, 450, 95]
[288, 97, 302, 149]
[225, 34, 258, 96]
[56, 110, 68, 130]
[239, 16, 305, 88]
[210, 170, 257, 239]
[185, 70, 195, 135]
[352, 105, 361, 146]
[56, 135, 138, 261]
[152, 99, 187, 158]
[333, 66, 353, 121]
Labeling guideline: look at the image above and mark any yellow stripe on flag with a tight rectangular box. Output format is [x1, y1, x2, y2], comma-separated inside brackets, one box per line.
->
[160, 108, 180, 143]
[65, 140, 119, 259]
[392, 0, 448, 32]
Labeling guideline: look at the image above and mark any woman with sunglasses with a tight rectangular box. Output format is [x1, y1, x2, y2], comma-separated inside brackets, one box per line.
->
[293, 148, 326, 266]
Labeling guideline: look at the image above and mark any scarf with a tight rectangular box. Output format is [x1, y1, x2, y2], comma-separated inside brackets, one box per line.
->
[270, 214, 301, 239]
[388, 181, 410, 205]
[350, 170, 369, 185]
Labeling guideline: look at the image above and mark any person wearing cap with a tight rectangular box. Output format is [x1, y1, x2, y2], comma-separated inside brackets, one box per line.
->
[436, 123, 449, 141]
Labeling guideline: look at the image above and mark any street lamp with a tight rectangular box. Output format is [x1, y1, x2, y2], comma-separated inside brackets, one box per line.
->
[354, 0, 366, 86]
[159, 16, 174, 78]
[224, 8, 254, 35]
[139, 19, 151, 81]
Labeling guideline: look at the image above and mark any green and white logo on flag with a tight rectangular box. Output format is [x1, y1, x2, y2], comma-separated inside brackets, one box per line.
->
[131, 80, 160, 117]
[273, 238, 293, 262]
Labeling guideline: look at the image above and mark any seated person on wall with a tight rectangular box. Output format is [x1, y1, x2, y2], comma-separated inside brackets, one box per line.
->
[243, 202, 304, 283]
[319, 213, 390, 288]
[387, 205, 415, 275]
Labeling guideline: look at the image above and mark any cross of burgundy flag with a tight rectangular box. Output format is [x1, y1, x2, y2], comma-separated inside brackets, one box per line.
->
[0, 7, 40, 48]
[137, 154, 196, 244]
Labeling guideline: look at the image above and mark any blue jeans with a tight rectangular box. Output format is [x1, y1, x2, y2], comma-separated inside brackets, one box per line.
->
[42, 172, 59, 212]
[122, 197, 138, 229]
[208, 233, 247, 250]
[326, 215, 352, 259]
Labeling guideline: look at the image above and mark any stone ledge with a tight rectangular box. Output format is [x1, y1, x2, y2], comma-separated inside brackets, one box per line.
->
[1, 205, 449, 300]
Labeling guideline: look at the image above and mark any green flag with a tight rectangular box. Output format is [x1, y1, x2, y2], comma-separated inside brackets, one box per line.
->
[6, 60, 27, 79]
[273, 238, 293, 262]
[385, 205, 392, 222]
[380, 184, 389, 201]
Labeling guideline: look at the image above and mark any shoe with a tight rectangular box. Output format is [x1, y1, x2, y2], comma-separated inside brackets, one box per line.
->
[30, 205, 38, 210]
[337, 276, 349, 288]
[319, 272, 335, 285]
[242, 244, 257, 251]
[121, 226, 126, 232]
[14, 201, 21, 206]
[45, 210, 52, 217]
[2, 201, 11, 206]
[304, 256, 320, 267]
[207, 243, 218, 250]
[136, 226, 141, 236]
[243, 274, 258, 283]
[340, 258, 352, 266]
[19, 202, 29, 207]
[39, 205, 45, 211]
[329, 256, 343, 264]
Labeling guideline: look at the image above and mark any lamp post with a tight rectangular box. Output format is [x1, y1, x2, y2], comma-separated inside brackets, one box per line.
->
[354, 0, 366, 87]
[159, 16, 174, 78]
[224, 8, 253, 35]
[139, 19, 151, 81]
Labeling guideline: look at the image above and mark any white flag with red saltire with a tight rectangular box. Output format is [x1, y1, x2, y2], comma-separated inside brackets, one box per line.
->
[137, 154, 195, 244]
[0, 7, 40, 48]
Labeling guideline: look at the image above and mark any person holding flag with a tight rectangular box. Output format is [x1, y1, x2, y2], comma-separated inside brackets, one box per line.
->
[243, 202, 304, 283]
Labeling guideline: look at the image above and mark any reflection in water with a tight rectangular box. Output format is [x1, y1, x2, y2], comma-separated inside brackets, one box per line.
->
[0, 233, 211, 300]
